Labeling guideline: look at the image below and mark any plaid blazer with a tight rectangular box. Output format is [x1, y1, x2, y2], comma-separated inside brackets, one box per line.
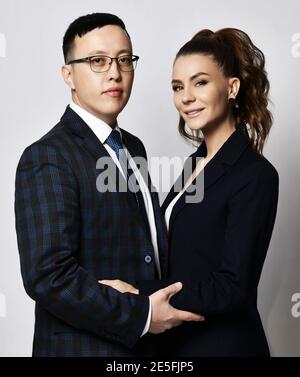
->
[15, 106, 168, 357]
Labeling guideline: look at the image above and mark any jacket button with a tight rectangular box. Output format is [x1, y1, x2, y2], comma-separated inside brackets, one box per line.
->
[144, 255, 152, 264]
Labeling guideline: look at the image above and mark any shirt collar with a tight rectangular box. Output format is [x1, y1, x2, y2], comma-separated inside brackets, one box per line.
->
[69, 101, 122, 144]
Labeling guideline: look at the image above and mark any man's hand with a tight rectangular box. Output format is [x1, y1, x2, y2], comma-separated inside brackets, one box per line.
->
[149, 282, 205, 334]
[98, 279, 139, 294]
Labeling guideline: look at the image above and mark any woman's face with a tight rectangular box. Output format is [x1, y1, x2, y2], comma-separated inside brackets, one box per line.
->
[172, 53, 238, 132]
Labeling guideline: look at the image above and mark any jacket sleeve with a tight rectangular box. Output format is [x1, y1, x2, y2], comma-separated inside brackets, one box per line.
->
[169, 163, 279, 315]
[137, 279, 172, 296]
[14, 142, 149, 349]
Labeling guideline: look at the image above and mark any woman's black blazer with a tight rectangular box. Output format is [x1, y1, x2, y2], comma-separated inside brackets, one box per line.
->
[139, 125, 279, 356]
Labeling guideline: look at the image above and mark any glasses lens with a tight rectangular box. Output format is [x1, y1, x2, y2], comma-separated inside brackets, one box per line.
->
[89, 55, 138, 72]
[118, 55, 138, 71]
[90, 56, 110, 72]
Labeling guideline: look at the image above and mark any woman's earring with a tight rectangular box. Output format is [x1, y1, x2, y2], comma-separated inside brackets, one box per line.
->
[229, 96, 239, 110]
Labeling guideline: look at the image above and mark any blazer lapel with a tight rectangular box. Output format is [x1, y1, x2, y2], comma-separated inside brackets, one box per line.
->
[120, 129, 157, 221]
[167, 156, 227, 233]
[61, 106, 108, 159]
[122, 131, 169, 278]
[61, 106, 168, 275]
[162, 141, 206, 214]
[61, 106, 133, 197]
[164, 124, 251, 233]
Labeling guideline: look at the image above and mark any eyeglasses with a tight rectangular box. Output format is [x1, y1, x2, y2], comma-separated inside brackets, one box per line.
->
[67, 54, 139, 73]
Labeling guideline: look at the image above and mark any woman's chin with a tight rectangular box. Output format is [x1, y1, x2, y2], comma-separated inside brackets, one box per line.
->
[186, 121, 206, 132]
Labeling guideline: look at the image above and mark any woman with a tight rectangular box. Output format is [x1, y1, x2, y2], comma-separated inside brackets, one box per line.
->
[101, 28, 279, 356]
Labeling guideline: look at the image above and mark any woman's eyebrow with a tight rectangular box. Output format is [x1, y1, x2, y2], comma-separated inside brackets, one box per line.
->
[190, 72, 210, 80]
[172, 72, 210, 84]
[171, 79, 182, 84]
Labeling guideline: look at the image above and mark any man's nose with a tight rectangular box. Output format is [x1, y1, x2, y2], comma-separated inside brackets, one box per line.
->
[107, 59, 122, 80]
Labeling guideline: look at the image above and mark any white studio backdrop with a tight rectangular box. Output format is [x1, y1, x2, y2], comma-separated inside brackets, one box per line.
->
[0, 0, 299, 356]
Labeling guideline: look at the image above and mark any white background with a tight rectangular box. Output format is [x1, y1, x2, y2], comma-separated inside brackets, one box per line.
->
[0, 0, 299, 356]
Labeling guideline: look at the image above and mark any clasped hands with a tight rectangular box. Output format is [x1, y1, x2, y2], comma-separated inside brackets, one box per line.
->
[98, 279, 205, 334]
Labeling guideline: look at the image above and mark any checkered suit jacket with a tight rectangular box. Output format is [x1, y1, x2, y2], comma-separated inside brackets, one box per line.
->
[15, 106, 168, 357]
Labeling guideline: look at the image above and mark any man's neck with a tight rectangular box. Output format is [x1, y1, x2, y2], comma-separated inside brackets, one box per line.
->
[71, 97, 117, 128]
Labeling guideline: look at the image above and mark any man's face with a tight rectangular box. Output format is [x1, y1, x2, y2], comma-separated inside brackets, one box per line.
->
[62, 25, 134, 126]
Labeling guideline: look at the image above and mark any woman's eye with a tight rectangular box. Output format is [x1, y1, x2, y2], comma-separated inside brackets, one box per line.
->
[195, 80, 208, 86]
[172, 85, 183, 92]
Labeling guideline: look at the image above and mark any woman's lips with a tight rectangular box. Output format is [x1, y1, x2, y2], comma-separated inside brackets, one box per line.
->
[184, 108, 205, 118]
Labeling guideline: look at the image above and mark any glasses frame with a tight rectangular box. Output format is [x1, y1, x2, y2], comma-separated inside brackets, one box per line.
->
[66, 54, 139, 73]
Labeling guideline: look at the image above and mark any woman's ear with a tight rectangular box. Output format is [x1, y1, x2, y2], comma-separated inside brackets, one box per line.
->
[228, 77, 240, 100]
[61, 64, 76, 90]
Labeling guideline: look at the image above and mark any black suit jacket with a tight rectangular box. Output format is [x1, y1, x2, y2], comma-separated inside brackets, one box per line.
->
[138, 125, 279, 356]
[15, 106, 168, 357]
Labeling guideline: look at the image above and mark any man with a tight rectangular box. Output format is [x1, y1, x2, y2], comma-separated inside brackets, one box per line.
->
[15, 13, 203, 357]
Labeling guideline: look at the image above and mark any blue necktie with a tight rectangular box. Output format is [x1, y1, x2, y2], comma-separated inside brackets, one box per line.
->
[106, 130, 150, 233]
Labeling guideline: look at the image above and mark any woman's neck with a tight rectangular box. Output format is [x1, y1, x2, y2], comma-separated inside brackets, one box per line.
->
[202, 117, 237, 160]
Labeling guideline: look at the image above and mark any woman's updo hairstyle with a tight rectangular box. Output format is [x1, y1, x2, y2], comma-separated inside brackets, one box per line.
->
[176, 28, 272, 154]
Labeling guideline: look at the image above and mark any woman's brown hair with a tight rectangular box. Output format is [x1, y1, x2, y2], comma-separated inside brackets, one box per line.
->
[176, 28, 272, 154]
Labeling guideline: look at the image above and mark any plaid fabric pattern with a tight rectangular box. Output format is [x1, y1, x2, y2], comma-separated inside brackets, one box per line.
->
[15, 106, 168, 357]
[105, 129, 151, 236]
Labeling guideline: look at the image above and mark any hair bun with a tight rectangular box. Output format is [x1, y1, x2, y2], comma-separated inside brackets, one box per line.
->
[176, 27, 272, 154]
[191, 29, 214, 41]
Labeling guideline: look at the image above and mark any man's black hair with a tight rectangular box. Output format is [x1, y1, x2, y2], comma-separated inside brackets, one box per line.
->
[63, 13, 131, 63]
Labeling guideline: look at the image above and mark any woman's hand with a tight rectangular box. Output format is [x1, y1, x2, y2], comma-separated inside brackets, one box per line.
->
[98, 279, 139, 294]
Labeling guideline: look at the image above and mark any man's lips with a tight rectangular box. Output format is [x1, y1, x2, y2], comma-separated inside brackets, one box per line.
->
[103, 88, 123, 97]
[184, 108, 205, 118]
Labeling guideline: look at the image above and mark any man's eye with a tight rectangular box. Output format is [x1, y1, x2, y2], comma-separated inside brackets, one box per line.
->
[92, 57, 105, 64]
[119, 57, 132, 64]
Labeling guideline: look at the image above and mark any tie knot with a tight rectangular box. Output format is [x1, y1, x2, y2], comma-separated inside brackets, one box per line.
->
[105, 129, 123, 158]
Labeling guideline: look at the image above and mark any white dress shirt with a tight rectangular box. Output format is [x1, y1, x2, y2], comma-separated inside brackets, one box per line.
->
[165, 158, 206, 230]
[164, 190, 185, 231]
[70, 101, 160, 336]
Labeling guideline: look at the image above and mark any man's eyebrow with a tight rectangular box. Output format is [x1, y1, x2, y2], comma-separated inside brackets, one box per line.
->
[88, 49, 132, 56]
[172, 72, 210, 84]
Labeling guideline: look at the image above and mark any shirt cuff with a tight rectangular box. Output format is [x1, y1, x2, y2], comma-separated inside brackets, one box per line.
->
[140, 296, 152, 337]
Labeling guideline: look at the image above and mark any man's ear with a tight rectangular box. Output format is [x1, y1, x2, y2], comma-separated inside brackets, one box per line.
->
[61, 64, 75, 90]
[228, 77, 240, 100]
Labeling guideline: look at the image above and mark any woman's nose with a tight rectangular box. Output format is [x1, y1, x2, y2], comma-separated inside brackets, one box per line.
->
[181, 88, 196, 104]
